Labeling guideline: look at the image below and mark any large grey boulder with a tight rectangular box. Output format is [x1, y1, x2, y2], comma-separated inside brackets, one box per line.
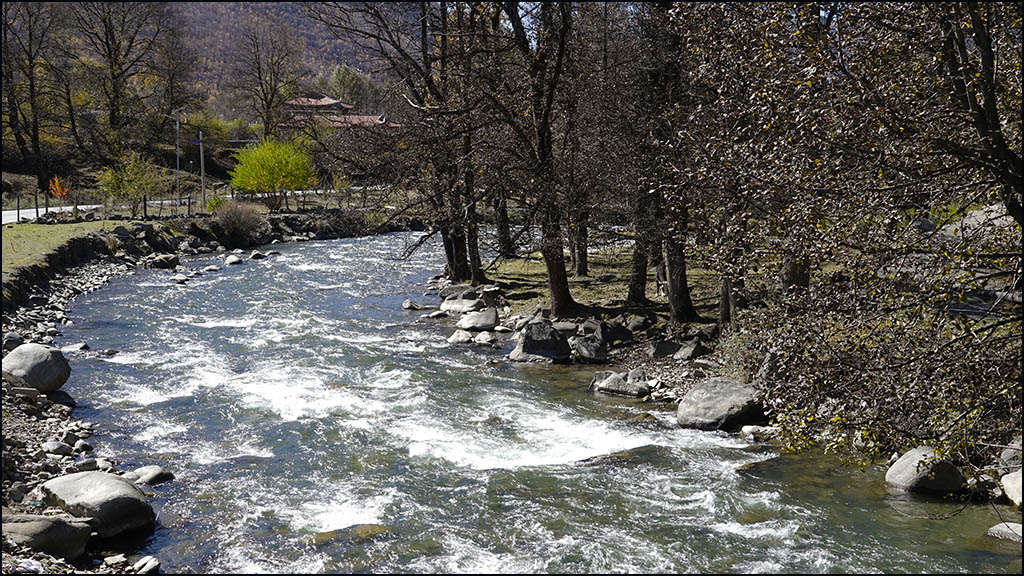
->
[508, 319, 571, 363]
[456, 307, 499, 331]
[676, 377, 765, 432]
[884, 446, 966, 495]
[224, 254, 243, 265]
[589, 371, 649, 398]
[440, 294, 485, 314]
[2, 343, 71, 392]
[569, 334, 608, 364]
[1, 514, 93, 560]
[39, 471, 155, 538]
[1001, 469, 1022, 509]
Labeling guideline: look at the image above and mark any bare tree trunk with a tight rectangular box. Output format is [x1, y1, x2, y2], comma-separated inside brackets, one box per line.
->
[627, 191, 658, 303]
[663, 229, 701, 323]
[718, 276, 735, 331]
[493, 194, 516, 258]
[540, 195, 575, 317]
[573, 206, 589, 277]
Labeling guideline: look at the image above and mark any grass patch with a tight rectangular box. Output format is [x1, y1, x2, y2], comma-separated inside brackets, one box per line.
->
[1, 220, 118, 282]
[487, 246, 720, 320]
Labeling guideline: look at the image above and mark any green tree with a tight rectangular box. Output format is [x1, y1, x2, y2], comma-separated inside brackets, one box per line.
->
[229, 139, 316, 211]
[97, 150, 168, 218]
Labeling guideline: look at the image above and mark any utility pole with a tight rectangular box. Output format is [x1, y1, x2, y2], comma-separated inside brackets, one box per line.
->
[199, 131, 206, 212]
[161, 108, 184, 216]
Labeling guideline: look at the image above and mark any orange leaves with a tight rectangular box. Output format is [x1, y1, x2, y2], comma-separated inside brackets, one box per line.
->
[48, 175, 68, 202]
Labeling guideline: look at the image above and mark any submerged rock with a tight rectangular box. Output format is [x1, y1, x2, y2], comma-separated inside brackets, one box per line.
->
[2, 343, 72, 392]
[885, 446, 966, 495]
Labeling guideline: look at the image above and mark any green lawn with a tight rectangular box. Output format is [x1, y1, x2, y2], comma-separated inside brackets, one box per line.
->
[1, 220, 118, 282]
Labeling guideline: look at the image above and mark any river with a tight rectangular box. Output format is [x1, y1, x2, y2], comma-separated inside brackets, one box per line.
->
[57, 232, 1021, 573]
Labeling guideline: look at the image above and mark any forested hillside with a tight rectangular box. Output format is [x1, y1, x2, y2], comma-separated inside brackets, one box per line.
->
[173, 2, 373, 115]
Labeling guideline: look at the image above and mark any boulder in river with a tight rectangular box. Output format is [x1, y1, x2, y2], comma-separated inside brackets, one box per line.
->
[884, 446, 966, 495]
[1, 514, 93, 560]
[2, 343, 71, 392]
[473, 331, 498, 347]
[39, 471, 155, 539]
[133, 465, 175, 486]
[589, 371, 649, 398]
[508, 319, 571, 363]
[447, 330, 474, 344]
[676, 377, 765, 432]
[1001, 469, 1021, 509]
[455, 307, 499, 331]
[440, 293, 485, 314]
[224, 254, 243, 265]
[250, 250, 266, 260]
[986, 522, 1022, 543]
[402, 299, 423, 311]
[148, 254, 179, 269]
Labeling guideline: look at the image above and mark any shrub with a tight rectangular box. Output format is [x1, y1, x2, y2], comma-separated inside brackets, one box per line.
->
[205, 189, 227, 213]
[213, 201, 266, 248]
[97, 151, 169, 217]
[228, 139, 316, 211]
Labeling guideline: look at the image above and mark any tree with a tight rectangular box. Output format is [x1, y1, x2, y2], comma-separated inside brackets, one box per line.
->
[229, 139, 316, 211]
[65, 2, 193, 159]
[326, 64, 382, 113]
[664, 3, 1021, 465]
[229, 16, 307, 140]
[97, 150, 169, 218]
[2, 2, 59, 206]
[305, 2, 483, 284]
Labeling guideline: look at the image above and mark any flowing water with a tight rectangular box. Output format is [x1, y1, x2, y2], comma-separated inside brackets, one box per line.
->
[57, 233, 1021, 573]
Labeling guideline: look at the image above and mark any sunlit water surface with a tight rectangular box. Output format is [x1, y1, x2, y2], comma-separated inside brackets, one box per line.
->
[59, 233, 1022, 573]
